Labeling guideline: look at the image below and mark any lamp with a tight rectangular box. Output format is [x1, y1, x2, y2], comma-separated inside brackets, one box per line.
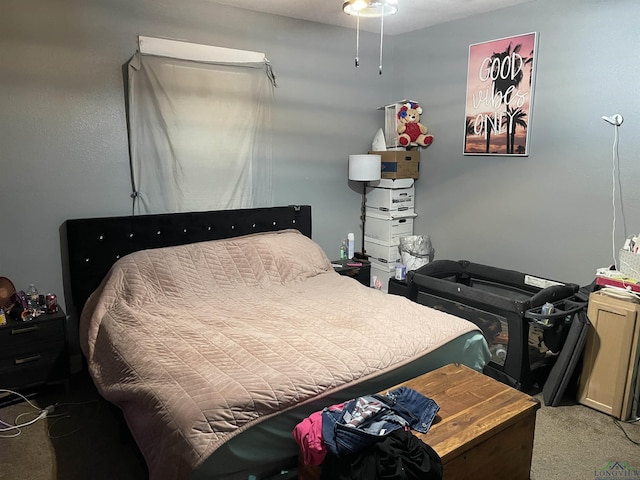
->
[342, 0, 399, 17]
[342, 0, 399, 75]
[349, 154, 381, 256]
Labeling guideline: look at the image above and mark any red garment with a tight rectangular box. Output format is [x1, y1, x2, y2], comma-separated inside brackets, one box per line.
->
[292, 410, 326, 466]
[293, 402, 346, 466]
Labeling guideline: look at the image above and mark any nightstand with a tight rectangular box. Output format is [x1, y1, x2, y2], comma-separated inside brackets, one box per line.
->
[0, 308, 69, 393]
[332, 259, 371, 287]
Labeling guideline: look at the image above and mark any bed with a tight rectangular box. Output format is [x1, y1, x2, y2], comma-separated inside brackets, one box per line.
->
[64, 205, 490, 480]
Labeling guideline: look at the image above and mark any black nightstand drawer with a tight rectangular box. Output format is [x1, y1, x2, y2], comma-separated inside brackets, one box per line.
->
[0, 317, 65, 357]
[0, 309, 69, 391]
[0, 347, 68, 390]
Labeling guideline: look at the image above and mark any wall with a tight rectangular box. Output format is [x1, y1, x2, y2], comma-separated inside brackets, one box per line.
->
[399, 0, 640, 286]
[2, 0, 639, 336]
[0, 0, 397, 325]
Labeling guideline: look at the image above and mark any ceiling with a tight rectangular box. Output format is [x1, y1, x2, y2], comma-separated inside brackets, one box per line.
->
[210, 0, 535, 36]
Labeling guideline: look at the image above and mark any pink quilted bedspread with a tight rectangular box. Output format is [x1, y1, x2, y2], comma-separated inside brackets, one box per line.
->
[80, 230, 479, 479]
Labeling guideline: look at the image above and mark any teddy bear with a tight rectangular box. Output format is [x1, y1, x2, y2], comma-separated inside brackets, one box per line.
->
[397, 102, 434, 147]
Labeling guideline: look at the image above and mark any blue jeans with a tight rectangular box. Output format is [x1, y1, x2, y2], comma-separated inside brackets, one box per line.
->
[321, 386, 440, 456]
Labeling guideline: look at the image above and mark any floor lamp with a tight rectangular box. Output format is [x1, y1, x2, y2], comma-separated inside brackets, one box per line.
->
[348, 154, 382, 256]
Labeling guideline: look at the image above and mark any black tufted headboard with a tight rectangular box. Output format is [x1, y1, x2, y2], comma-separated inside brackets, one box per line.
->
[63, 205, 311, 314]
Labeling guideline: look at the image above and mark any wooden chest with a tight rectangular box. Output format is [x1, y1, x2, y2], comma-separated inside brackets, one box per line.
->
[298, 363, 540, 480]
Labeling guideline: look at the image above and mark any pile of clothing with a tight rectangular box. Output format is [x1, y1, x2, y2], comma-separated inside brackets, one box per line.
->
[293, 386, 443, 480]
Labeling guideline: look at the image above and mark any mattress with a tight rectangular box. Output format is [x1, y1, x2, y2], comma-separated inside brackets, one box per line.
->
[79, 230, 490, 480]
[193, 330, 488, 479]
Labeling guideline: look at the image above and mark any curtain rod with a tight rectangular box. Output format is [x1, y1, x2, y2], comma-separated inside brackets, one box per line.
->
[138, 35, 266, 64]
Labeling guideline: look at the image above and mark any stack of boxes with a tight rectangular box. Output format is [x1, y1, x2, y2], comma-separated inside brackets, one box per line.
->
[365, 150, 420, 292]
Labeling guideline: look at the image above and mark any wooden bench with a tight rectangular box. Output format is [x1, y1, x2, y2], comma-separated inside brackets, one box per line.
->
[298, 363, 540, 480]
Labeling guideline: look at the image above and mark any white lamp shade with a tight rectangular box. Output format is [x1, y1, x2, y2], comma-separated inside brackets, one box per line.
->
[349, 154, 381, 181]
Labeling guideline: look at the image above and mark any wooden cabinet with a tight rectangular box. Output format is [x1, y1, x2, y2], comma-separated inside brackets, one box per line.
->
[0, 309, 69, 392]
[578, 291, 640, 420]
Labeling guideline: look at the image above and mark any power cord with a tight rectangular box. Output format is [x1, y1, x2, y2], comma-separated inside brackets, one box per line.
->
[610, 119, 621, 270]
[0, 388, 102, 439]
[610, 388, 640, 447]
[46, 399, 101, 439]
[604, 113, 630, 274]
[613, 417, 640, 447]
[0, 388, 55, 438]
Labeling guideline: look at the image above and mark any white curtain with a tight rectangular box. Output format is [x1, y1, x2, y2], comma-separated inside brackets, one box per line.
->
[127, 37, 275, 214]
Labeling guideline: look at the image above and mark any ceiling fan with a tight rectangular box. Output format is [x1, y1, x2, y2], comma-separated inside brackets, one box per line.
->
[342, 0, 399, 74]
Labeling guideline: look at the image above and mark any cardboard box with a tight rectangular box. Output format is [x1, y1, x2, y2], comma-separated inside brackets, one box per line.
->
[370, 178, 414, 189]
[366, 185, 415, 213]
[365, 239, 402, 264]
[370, 150, 420, 179]
[366, 207, 415, 220]
[364, 214, 414, 246]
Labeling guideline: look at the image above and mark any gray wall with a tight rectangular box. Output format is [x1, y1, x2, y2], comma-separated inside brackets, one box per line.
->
[1, 0, 397, 322]
[2, 0, 639, 330]
[400, 0, 640, 286]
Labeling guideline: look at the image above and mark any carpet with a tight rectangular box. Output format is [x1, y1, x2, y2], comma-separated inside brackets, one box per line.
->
[1, 373, 638, 480]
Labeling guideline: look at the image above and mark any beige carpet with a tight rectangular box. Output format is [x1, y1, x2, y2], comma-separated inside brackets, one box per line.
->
[531, 393, 639, 480]
[1, 375, 638, 480]
[0, 376, 146, 480]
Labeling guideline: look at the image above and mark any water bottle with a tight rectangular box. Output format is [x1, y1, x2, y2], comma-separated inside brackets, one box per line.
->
[347, 233, 355, 259]
[26, 284, 39, 312]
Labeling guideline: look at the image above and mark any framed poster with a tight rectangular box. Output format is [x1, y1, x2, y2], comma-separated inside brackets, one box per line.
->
[464, 32, 538, 156]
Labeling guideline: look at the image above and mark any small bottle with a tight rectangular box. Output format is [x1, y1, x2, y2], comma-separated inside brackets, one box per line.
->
[540, 302, 555, 326]
[340, 241, 347, 260]
[347, 233, 355, 259]
[395, 263, 406, 281]
[0, 308, 6, 326]
[26, 284, 39, 313]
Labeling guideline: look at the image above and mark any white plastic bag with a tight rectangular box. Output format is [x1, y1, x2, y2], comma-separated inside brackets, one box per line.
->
[399, 235, 434, 271]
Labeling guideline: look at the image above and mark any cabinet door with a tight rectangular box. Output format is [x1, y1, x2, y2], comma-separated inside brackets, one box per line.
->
[578, 292, 640, 419]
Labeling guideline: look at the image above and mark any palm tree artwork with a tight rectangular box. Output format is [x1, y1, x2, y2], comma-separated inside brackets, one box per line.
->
[503, 106, 528, 154]
[463, 33, 537, 156]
